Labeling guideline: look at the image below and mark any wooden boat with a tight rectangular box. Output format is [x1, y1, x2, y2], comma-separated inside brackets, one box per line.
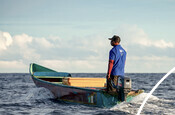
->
[29, 63, 144, 108]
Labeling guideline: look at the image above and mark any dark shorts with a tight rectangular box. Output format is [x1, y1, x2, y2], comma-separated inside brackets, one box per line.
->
[107, 75, 125, 101]
[107, 75, 119, 93]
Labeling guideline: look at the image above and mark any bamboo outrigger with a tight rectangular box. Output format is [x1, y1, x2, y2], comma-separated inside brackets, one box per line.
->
[29, 63, 144, 108]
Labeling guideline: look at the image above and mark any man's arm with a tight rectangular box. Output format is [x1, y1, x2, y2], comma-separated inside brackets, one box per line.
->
[107, 59, 114, 79]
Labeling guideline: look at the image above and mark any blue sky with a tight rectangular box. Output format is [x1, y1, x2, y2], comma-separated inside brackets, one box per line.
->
[0, 0, 175, 73]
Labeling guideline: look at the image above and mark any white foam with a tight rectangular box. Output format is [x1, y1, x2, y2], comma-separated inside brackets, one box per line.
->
[110, 93, 175, 115]
[130, 93, 159, 104]
[137, 67, 175, 115]
[110, 101, 131, 113]
[110, 93, 161, 114]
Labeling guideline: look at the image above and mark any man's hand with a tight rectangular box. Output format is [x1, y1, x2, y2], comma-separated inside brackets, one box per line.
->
[106, 74, 110, 80]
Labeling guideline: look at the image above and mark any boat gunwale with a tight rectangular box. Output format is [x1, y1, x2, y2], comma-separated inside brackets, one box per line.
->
[31, 75, 102, 92]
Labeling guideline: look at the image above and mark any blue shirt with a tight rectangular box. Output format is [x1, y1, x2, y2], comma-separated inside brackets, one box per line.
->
[109, 45, 126, 76]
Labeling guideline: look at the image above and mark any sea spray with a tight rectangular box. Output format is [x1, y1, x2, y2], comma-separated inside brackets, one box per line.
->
[137, 67, 175, 115]
[110, 93, 159, 114]
[130, 93, 159, 103]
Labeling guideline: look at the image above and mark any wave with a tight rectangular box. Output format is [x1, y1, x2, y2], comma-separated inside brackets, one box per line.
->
[110, 93, 175, 115]
[18, 87, 54, 104]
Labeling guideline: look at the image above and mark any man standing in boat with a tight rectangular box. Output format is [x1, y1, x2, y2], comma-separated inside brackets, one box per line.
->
[106, 35, 127, 101]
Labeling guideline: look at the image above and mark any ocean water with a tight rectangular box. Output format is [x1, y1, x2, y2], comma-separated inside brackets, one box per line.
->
[0, 73, 174, 115]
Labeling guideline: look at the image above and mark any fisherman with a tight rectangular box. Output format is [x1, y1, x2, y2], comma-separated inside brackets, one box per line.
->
[106, 35, 127, 101]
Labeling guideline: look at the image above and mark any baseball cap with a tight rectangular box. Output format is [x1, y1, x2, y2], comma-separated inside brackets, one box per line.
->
[108, 35, 121, 43]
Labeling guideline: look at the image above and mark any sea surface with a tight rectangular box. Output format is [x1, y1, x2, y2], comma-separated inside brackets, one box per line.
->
[0, 73, 174, 115]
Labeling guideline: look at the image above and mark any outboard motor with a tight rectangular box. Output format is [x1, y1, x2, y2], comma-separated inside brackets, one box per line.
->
[123, 77, 132, 101]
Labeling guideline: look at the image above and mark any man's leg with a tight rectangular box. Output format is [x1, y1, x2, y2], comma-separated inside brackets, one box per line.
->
[113, 75, 119, 91]
[107, 75, 119, 95]
[107, 76, 113, 93]
[118, 76, 124, 101]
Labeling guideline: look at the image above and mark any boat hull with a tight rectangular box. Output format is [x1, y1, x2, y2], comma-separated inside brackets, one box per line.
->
[30, 63, 143, 108]
[32, 75, 119, 108]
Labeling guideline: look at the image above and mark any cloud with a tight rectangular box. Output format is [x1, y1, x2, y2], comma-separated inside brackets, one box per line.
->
[0, 33, 108, 72]
[0, 60, 27, 73]
[14, 34, 33, 46]
[136, 38, 174, 49]
[126, 56, 175, 73]
[12, 34, 40, 61]
[34, 37, 54, 48]
[0, 31, 13, 51]
[127, 55, 175, 61]
[0, 31, 110, 72]
[0, 26, 174, 73]
[153, 40, 174, 48]
[39, 59, 107, 73]
[114, 24, 174, 49]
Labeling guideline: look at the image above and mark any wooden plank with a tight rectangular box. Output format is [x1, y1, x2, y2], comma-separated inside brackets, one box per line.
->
[35, 76, 70, 78]
[63, 78, 106, 87]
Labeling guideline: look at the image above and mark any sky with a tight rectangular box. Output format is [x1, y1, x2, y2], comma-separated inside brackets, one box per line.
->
[0, 0, 175, 73]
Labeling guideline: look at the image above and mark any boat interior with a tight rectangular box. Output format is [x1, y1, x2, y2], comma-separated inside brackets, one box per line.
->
[34, 75, 143, 96]
[35, 76, 106, 88]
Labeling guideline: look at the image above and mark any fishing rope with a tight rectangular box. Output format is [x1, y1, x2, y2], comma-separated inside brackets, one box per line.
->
[136, 67, 175, 115]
